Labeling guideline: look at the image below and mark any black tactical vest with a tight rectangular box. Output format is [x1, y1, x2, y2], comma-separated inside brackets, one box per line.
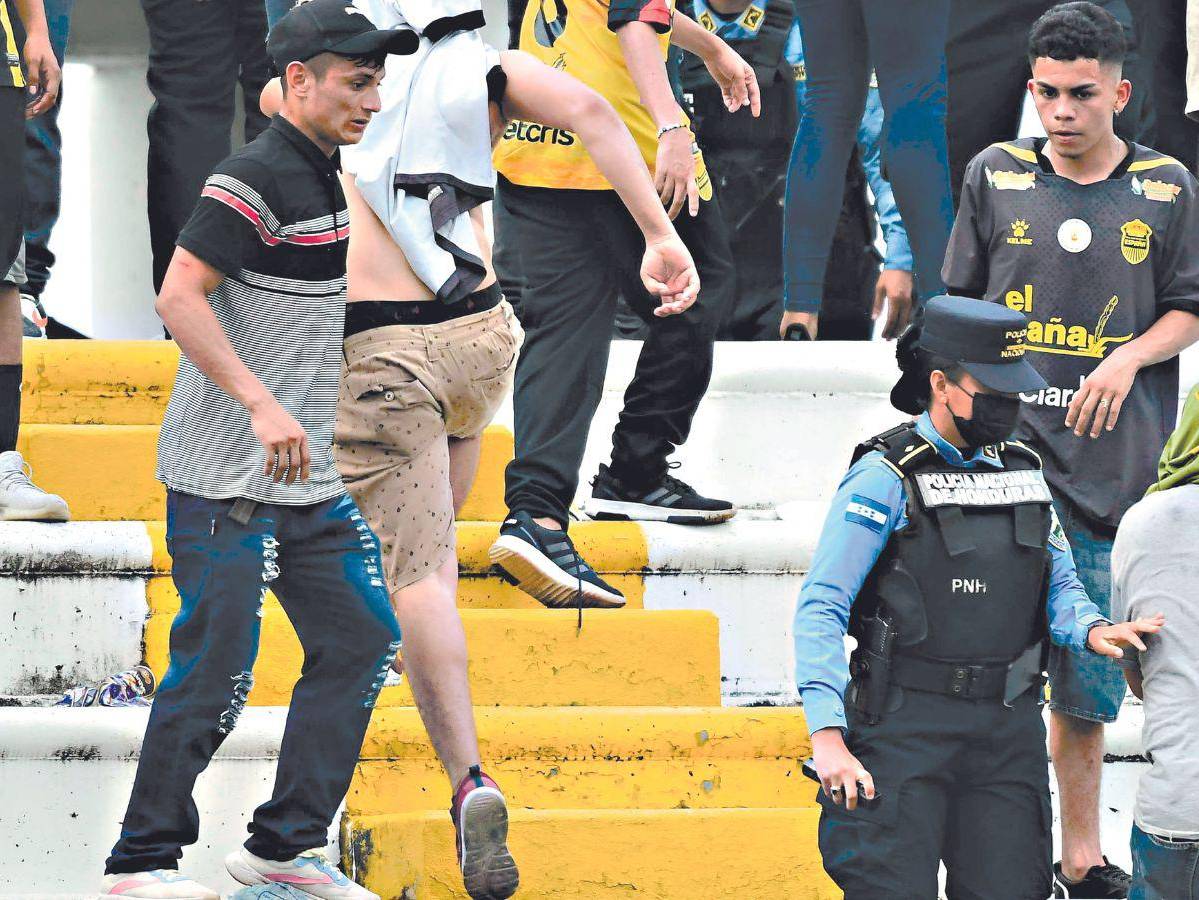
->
[849, 424, 1053, 665]
[679, 0, 796, 155]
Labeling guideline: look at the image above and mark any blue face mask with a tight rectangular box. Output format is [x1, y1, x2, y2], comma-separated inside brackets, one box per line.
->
[948, 381, 1022, 447]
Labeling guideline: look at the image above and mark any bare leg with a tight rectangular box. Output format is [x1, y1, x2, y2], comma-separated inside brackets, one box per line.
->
[391, 556, 479, 787]
[388, 434, 486, 788]
[1051, 709, 1107, 880]
[0, 285, 21, 363]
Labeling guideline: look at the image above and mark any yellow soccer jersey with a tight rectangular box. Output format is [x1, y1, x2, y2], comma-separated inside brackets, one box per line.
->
[1, 0, 26, 89]
[494, 0, 711, 195]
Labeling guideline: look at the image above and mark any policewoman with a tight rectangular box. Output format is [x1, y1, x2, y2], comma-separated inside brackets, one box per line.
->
[793, 295, 1164, 899]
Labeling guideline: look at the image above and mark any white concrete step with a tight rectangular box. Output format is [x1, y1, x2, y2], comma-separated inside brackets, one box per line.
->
[0, 517, 819, 705]
[0, 705, 1146, 894]
[3, 708, 337, 895]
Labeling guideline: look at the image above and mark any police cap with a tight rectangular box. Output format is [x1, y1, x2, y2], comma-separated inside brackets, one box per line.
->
[890, 295, 1048, 414]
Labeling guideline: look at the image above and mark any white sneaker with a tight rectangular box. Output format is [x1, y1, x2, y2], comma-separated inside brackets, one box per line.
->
[100, 869, 220, 899]
[0, 450, 70, 521]
[226, 846, 379, 900]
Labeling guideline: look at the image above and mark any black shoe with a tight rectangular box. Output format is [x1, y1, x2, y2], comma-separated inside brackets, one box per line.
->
[1053, 857, 1131, 898]
[582, 463, 737, 525]
[489, 511, 626, 609]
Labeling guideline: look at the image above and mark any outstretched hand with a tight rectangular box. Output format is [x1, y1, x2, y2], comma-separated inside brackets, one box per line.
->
[1087, 614, 1165, 658]
[640, 235, 700, 317]
[703, 44, 761, 117]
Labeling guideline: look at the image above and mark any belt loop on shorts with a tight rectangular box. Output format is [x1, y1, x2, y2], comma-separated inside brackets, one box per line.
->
[424, 327, 441, 362]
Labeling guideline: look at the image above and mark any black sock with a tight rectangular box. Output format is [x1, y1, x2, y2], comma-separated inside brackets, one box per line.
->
[0, 364, 21, 452]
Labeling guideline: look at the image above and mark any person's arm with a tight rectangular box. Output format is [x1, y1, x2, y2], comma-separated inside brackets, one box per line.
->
[1044, 507, 1164, 656]
[1045, 510, 1112, 654]
[669, 12, 759, 116]
[261, 78, 282, 117]
[1124, 663, 1144, 699]
[164, 161, 315, 483]
[615, 17, 698, 220]
[499, 50, 699, 313]
[857, 89, 914, 340]
[157, 250, 313, 484]
[1068, 168, 1199, 437]
[13, 0, 59, 117]
[794, 456, 903, 809]
[1065, 310, 1199, 438]
[941, 154, 992, 300]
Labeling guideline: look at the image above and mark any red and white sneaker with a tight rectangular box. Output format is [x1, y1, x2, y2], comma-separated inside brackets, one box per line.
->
[225, 846, 377, 900]
[100, 869, 219, 899]
[451, 766, 519, 900]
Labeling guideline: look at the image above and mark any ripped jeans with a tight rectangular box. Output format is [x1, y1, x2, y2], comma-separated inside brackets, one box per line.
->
[106, 490, 401, 874]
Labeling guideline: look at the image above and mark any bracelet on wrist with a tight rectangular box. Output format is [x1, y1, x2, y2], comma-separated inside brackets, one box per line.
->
[656, 123, 690, 140]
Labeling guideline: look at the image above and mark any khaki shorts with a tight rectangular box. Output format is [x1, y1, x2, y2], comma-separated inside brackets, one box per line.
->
[335, 300, 521, 592]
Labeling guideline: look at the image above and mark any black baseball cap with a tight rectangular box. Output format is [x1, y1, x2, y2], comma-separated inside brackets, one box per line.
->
[267, 0, 418, 73]
[890, 295, 1048, 414]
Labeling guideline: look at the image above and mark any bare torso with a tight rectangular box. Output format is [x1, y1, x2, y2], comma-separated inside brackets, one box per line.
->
[341, 173, 498, 303]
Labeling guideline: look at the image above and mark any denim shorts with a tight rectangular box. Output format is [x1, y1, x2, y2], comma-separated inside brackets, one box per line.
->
[1131, 823, 1199, 900]
[1047, 498, 1126, 723]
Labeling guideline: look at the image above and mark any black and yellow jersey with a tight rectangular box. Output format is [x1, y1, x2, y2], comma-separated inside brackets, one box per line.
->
[493, 0, 711, 195]
[0, 0, 25, 89]
[944, 136, 1199, 529]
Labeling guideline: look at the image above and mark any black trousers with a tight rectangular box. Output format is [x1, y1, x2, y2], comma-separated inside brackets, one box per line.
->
[1131, 0, 1198, 172]
[947, 0, 1158, 206]
[493, 176, 735, 525]
[818, 685, 1052, 900]
[700, 147, 878, 342]
[140, 0, 271, 292]
[1, 87, 25, 277]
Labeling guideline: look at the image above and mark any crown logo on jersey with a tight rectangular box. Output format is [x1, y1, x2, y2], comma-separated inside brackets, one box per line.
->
[1119, 219, 1153, 265]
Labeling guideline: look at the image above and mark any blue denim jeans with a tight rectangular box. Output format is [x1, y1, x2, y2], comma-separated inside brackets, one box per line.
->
[265, 0, 293, 30]
[1131, 823, 1199, 900]
[21, 0, 73, 299]
[1047, 496, 1126, 723]
[106, 490, 401, 874]
[782, 0, 955, 312]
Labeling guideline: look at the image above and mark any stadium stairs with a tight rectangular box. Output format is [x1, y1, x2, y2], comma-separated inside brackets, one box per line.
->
[6, 340, 1192, 897]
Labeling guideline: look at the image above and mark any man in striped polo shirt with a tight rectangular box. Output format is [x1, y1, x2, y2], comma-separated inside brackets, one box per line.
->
[101, 3, 417, 898]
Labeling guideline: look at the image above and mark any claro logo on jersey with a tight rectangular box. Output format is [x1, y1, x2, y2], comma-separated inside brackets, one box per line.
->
[1004, 285, 1133, 359]
[502, 120, 577, 147]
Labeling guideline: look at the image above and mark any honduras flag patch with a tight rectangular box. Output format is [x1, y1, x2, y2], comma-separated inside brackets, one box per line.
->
[845, 494, 890, 533]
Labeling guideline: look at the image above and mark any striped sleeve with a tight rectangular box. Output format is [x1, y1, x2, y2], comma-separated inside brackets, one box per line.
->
[176, 157, 278, 278]
[608, 0, 672, 33]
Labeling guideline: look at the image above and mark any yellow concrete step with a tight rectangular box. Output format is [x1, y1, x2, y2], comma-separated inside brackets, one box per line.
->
[18, 423, 512, 522]
[142, 519, 649, 608]
[145, 577, 719, 706]
[348, 707, 817, 815]
[341, 808, 837, 899]
[21, 340, 175, 426]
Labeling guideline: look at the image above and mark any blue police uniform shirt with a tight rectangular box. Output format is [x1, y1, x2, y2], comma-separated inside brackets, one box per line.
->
[690, 0, 913, 273]
[793, 412, 1110, 735]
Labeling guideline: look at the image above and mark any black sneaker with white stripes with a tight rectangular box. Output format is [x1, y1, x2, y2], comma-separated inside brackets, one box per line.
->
[582, 463, 736, 525]
[1052, 857, 1131, 898]
[489, 511, 626, 609]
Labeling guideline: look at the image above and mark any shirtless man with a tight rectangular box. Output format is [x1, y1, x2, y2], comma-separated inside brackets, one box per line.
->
[263, 5, 703, 897]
